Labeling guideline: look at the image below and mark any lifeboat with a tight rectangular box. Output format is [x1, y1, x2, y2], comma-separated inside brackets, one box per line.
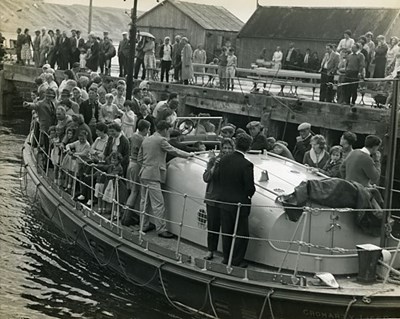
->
[22, 125, 400, 319]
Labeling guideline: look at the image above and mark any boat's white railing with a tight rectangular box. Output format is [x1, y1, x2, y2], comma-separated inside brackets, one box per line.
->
[29, 128, 400, 275]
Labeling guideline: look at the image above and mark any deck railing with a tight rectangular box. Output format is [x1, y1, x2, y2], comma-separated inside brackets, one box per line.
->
[28, 128, 400, 278]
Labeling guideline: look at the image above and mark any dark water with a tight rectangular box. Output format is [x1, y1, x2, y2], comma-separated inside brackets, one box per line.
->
[0, 112, 192, 319]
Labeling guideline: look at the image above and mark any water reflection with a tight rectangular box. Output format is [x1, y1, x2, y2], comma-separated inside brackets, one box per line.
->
[0, 114, 191, 319]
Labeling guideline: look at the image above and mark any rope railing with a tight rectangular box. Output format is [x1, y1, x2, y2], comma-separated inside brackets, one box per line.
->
[28, 128, 400, 270]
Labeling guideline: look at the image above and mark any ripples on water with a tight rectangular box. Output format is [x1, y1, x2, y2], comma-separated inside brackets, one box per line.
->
[0, 114, 191, 319]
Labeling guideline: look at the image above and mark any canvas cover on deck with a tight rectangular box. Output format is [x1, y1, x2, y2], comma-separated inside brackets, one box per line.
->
[277, 178, 384, 236]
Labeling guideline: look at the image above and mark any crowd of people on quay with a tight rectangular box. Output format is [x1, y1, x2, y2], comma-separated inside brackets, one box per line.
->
[10, 25, 400, 106]
[11, 26, 237, 89]
[22, 61, 383, 267]
[261, 29, 400, 106]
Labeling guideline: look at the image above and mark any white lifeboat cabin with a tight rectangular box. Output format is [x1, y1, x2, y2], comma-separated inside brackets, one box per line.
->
[164, 151, 396, 275]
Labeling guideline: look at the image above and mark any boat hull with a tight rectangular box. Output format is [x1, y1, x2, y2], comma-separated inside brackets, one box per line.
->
[22, 143, 400, 319]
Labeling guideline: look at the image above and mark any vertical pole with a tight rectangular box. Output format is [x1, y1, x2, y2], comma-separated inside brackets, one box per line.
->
[90, 166, 94, 211]
[126, 0, 138, 100]
[227, 203, 241, 269]
[175, 194, 187, 259]
[381, 77, 400, 247]
[116, 176, 120, 227]
[46, 141, 51, 176]
[293, 210, 309, 277]
[88, 0, 93, 34]
[110, 176, 116, 224]
[138, 186, 149, 243]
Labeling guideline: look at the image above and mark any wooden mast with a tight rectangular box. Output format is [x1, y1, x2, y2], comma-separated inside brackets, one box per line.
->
[126, 0, 138, 100]
[380, 73, 400, 247]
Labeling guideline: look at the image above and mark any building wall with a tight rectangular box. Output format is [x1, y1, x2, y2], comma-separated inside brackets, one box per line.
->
[386, 14, 400, 39]
[137, 2, 205, 55]
[236, 37, 336, 68]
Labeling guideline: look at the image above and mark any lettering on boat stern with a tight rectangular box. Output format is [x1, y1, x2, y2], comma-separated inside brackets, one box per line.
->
[197, 208, 207, 229]
[302, 309, 390, 319]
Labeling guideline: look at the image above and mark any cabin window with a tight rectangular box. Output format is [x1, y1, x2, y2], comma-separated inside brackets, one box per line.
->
[197, 208, 207, 229]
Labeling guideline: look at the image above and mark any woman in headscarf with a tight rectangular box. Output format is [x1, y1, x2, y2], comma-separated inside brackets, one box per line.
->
[373, 35, 388, 78]
[21, 28, 32, 66]
[203, 138, 235, 260]
[303, 134, 330, 169]
[271, 141, 294, 160]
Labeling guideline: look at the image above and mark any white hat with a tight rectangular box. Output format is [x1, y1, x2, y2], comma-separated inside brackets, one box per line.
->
[298, 122, 311, 131]
[122, 31, 128, 35]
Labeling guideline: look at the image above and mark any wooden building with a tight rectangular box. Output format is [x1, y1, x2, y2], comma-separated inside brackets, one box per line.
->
[237, 6, 400, 68]
[137, 0, 243, 61]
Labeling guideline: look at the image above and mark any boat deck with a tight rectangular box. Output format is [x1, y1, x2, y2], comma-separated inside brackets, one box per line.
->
[28, 146, 400, 299]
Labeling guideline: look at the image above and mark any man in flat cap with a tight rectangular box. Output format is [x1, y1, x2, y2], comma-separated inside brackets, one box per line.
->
[246, 121, 268, 151]
[293, 122, 313, 163]
[118, 31, 130, 77]
[23, 88, 57, 158]
[220, 124, 236, 139]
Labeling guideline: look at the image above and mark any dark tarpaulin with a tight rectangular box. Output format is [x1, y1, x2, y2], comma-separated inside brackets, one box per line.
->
[277, 178, 383, 236]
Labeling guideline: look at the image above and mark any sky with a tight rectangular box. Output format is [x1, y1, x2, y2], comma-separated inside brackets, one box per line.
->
[44, 0, 400, 23]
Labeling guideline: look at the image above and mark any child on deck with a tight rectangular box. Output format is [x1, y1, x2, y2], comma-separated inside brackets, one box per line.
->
[95, 152, 124, 214]
[121, 100, 137, 139]
[79, 48, 87, 71]
[50, 125, 64, 185]
[313, 145, 343, 178]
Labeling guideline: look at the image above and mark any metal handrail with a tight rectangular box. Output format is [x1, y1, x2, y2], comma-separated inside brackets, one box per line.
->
[28, 128, 400, 266]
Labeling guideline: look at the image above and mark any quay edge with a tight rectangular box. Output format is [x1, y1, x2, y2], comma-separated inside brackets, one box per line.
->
[1, 63, 395, 143]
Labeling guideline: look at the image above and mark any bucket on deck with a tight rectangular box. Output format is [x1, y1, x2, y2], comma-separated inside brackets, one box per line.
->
[356, 244, 382, 283]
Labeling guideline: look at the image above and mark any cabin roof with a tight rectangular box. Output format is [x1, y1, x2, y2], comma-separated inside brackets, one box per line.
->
[138, 0, 244, 32]
[238, 6, 400, 40]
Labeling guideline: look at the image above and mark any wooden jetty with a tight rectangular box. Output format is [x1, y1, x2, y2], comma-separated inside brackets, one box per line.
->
[0, 63, 396, 145]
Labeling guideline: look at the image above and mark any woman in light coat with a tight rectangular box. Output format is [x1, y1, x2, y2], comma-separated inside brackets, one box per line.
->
[181, 37, 194, 85]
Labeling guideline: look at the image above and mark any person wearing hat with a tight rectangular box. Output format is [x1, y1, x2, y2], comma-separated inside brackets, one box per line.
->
[134, 35, 147, 80]
[220, 124, 236, 139]
[23, 88, 57, 156]
[166, 129, 198, 162]
[39, 27, 51, 67]
[32, 30, 41, 68]
[293, 122, 313, 163]
[57, 89, 79, 114]
[246, 121, 268, 151]
[118, 32, 130, 77]
[271, 141, 294, 160]
[86, 33, 100, 72]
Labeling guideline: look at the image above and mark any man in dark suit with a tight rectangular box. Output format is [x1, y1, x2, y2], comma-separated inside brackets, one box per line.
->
[69, 29, 79, 67]
[79, 89, 100, 137]
[217, 133, 256, 267]
[58, 31, 70, 70]
[319, 44, 340, 102]
[118, 32, 130, 77]
[284, 42, 298, 70]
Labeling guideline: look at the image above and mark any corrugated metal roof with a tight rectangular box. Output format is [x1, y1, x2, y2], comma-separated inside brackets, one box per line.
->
[238, 6, 400, 40]
[169, 0, 244, 32]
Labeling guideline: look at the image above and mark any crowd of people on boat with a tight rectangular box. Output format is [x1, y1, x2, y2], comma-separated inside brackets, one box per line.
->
[21, 61, 384, 267]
